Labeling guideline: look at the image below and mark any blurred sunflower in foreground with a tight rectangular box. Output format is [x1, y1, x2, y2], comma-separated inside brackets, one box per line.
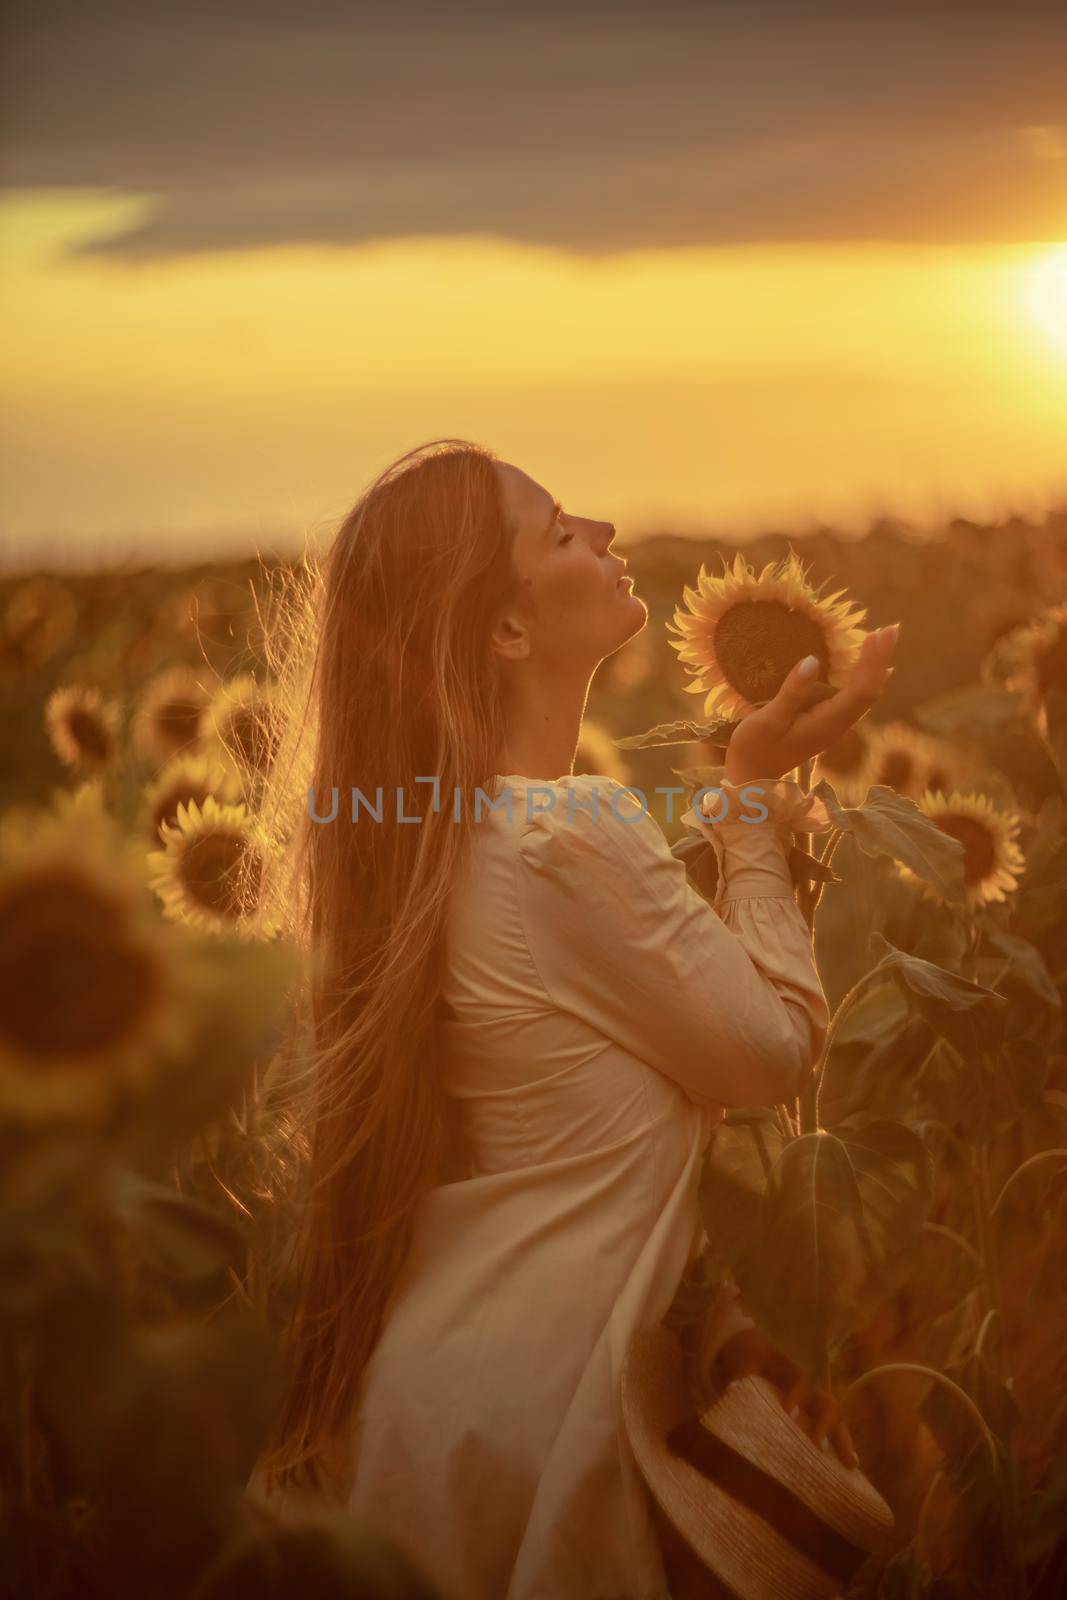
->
[992, 601, 1067, 732]
[134, 666, 212, 768]
[206, 674, 282, 784]
[144, 753, 242, 840]
[574, 716, 634, 786]
[667, 551, 867, 720]
[899, 790, 1025, 908]
[866, 722, 961, 803]
[0, 787, 187, 1124]
[149, 796, 281, 939]
[45, 684, 120, 773]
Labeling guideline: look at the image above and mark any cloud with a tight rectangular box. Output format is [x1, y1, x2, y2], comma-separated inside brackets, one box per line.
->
[2, 0, 1065, 258]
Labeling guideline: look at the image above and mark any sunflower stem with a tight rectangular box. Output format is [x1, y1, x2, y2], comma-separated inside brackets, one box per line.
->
[971, 1142, 1028, 1597]
[806, 965, 886, 1133]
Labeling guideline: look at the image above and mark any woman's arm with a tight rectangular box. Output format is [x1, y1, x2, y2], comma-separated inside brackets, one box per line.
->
[513, 777, 828, 1110]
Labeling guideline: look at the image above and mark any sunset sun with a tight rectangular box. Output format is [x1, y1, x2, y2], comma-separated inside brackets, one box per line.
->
[1022, 244, 1067, 354]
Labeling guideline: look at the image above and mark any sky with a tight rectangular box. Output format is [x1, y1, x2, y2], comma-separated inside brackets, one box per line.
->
[1, 0, 1066, 564]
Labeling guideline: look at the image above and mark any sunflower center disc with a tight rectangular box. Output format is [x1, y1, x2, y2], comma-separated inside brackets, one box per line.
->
[158, 699, 204, 748]
[818, 726, 865, 775]
[181, 831, 260, 918]
[876, 750, 914, 790]
[68, 709, 112, 762]
[714, 600, 830, 704]
[936, 814, 998, 887]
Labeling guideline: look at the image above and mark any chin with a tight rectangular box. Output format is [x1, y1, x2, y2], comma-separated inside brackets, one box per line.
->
[615, 588, 648, 640]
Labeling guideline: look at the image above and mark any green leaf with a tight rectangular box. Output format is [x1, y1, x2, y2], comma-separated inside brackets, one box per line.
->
[980, 926, 1062, 1016]
[813, 780, 968, 904]
[615, 717, 737, 750]
[698, 1109, 788, 1272]
[732, 1119, 931, 1376]
[813, 834, 899, 1013]
[868, 931, 1008, 1056]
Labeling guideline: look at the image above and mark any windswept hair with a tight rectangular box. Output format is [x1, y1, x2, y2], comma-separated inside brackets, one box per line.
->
[254, 439, 520, 1494]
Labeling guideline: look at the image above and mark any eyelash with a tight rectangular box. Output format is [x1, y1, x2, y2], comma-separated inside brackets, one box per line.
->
[557, 511, 573, 544]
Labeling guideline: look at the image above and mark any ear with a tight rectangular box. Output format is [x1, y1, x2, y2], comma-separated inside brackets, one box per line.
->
[488, 604, 532, 663]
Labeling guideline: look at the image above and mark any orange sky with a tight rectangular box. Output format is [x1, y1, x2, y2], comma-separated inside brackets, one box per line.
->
[1, 4, 1066, 565]
[2, 191, 1065, 564]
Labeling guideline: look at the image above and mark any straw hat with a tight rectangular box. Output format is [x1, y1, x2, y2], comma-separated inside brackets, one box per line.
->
[621, 1324, 895, 1600]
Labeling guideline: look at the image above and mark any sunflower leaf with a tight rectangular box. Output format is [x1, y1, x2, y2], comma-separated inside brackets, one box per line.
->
[867, 931, 1008, 1056]
[731, 1119, 931, 1377]
[812, 780, 968, 904]
[698, 1109, 788, 1272]
[615, 718, 738, 750]
[979, 926, 1062, 1015]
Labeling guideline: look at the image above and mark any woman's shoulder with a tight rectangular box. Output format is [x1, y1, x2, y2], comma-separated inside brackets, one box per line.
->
[489, 771, 646, 825]
[494, 772, 668, 872]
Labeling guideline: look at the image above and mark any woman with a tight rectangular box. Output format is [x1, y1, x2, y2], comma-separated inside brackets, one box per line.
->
[248, 439, 898, 1599]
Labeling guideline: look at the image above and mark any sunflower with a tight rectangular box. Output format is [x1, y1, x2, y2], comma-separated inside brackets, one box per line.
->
[134, 667, 212, 767]
[148, 796, 280, 939]
[144, 753, 242, 840]
[574, 716, 634, 786]
[0, 787, 185, 1124]
[206, 674, 282, 781]
[813, 723, 877, 805]
[667, 551, 867, 720]
[993, 603, 1067, 729]
[899, 790, 1025, 908]
[867, 722, 961, 803]
[4, 578, 78, 670]
[45, 684, 120, 773]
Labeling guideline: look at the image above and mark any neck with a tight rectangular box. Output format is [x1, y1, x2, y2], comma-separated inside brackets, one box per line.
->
[497, 665, 592, 781]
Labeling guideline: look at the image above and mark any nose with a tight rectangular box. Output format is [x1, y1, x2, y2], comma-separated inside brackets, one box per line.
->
[574, 514, 616, 553]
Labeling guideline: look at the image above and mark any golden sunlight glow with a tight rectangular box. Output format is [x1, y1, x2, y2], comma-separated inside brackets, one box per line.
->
[2, 193, 1066, 561]
[1020, 244, 1067, 354]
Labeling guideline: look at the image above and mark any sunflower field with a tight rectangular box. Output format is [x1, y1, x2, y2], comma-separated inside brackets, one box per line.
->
[2, 507, 1067, 1599]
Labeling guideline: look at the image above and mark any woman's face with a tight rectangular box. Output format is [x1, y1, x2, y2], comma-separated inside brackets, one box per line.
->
[492, 461, 647, 670]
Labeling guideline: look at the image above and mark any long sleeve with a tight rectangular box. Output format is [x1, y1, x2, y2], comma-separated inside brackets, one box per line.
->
[512, 776, 830, 1112]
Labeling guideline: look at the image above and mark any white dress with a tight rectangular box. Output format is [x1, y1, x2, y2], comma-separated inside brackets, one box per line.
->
[249, 772, 830, 1600]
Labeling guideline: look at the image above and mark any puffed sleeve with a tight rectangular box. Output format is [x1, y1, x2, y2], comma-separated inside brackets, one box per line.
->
[513, 776, 830, 1111]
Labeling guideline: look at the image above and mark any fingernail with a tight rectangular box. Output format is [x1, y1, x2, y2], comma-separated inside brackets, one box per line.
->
[789, 1405, 800, 1421]
[884, 622, 901, 641]
[797, 655, 819, 680]
[820, 1436, 831, 1453]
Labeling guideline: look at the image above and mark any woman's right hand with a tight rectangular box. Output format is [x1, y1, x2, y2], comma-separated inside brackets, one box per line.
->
[723, 624, 899, 787]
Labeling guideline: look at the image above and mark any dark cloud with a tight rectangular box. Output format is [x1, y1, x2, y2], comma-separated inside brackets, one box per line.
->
[2, 1, 1065, 258]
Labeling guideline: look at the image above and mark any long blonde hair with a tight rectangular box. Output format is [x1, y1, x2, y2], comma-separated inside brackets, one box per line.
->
[255, 439, 519, 1493]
